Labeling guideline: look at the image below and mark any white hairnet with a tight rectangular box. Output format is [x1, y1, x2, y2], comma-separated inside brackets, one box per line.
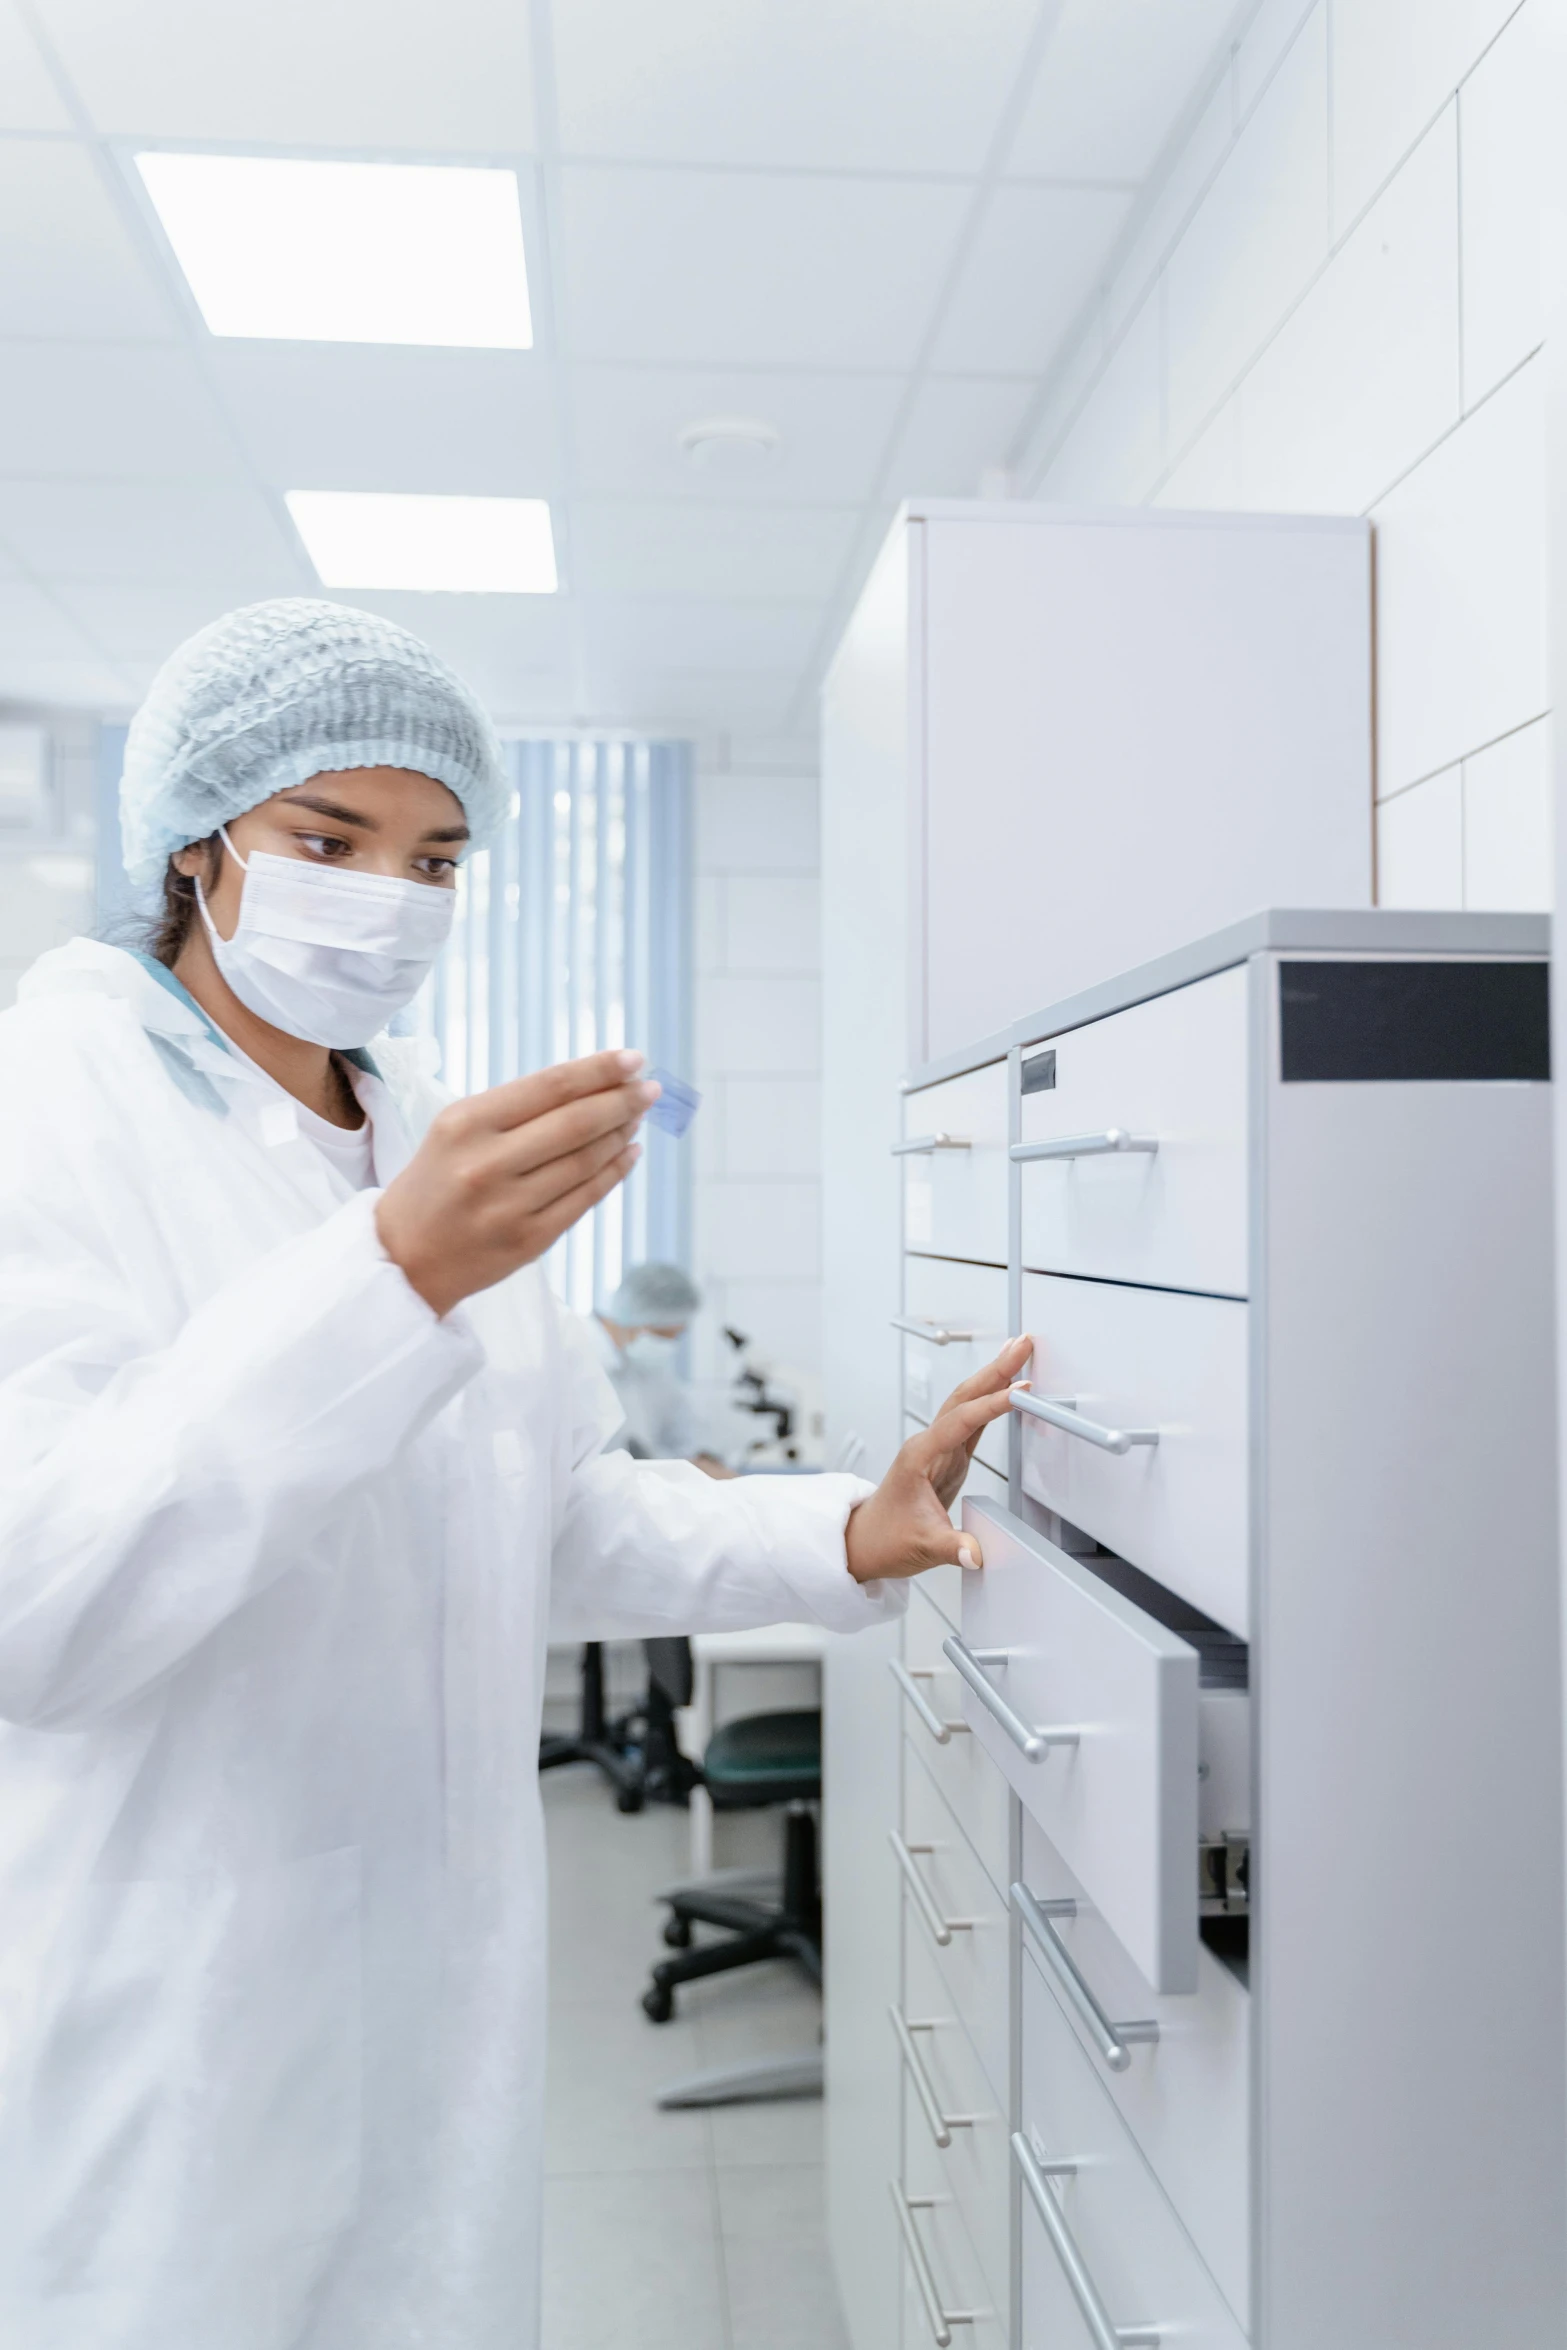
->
[119, 599, 507, 887]
[606, 1262, 702, 1326]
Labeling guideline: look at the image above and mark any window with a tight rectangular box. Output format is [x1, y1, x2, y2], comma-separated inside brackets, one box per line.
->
[421, 737, 692, 1314]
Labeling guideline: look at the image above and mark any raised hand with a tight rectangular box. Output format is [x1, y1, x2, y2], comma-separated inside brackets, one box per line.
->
[843, 1337, 1034, 1584]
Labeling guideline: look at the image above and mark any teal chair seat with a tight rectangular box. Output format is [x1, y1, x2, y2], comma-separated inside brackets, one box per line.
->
[702, 1710, 821, 1807]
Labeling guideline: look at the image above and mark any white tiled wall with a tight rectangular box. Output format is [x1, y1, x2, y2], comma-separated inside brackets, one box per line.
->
[0, 711, 100, 1004]
[1025, 0, 1551, 911]
[688, 760, 824, 1453]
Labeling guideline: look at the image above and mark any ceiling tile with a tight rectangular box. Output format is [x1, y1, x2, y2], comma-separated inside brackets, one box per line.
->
[571, 363, 904, 505]
[35, 0, 534, 153]
[0, 141, 176, 338]
[0, 343, 242, 480]
[586, 667, 801, 734]
[0, 578, 105, 660]
[1004, 0, 1238, 182]
[568, 501, 859, 601]
[554, 0, 1039, 174]
[560, 166, 971, 368]
[0, 480, 308, 586]
[883, 377, 1035, 498]
[52, 578, 295, 660]
[585, 595, 822, 671]
[929, 184, 1132, 372]
[0, 2, 71, 129]
[209, 346, 562, 498]
[0, 653, 137, 704]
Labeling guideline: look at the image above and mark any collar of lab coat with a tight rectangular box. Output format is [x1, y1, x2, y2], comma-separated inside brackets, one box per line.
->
[19, 935, 418, 1192]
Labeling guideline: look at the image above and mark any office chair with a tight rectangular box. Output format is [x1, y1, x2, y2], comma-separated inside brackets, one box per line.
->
[537, 1642, 646, 1812]
[638, 1637, 825, 2104]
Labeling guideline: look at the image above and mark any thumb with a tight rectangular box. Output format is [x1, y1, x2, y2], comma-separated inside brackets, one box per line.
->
[921, 1516, 985, 1574]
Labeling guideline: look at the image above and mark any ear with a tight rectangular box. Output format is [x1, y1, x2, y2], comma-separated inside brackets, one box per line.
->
[170, 834, 219, 880]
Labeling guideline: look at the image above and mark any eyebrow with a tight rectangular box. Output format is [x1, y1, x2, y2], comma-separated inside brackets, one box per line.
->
[278, 789, 470, 844]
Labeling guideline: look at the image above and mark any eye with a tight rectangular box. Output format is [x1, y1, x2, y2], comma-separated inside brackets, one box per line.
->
[414, 855, 461, 881]
[295, 831, 355, 861]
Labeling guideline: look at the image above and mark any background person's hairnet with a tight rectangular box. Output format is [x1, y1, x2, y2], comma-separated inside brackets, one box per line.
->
[606, 1263, 703, 1326]
[119, 598, 508, 888]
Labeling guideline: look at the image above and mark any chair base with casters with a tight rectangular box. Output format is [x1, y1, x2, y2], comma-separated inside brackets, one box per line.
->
[654, 2045, 823, 2108]
[641, 1710, 822, 2024]
[538, 1641, 645, 1812]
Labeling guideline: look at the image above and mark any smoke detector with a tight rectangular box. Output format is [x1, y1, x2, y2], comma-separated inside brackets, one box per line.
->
[677, 416, 781, 473]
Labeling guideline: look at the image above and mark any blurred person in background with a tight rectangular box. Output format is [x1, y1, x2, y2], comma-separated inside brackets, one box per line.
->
[590, 1259, 733, 1474]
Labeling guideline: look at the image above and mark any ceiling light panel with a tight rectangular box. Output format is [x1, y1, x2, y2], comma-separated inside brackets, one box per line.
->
[136, 154, 532, 347]
[287, 491, 557, 594]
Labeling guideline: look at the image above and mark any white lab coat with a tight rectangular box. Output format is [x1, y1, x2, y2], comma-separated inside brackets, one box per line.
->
[0, 939, 896, 2350]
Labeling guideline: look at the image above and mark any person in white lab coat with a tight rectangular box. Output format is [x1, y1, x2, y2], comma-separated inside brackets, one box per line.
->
[588, 1260, 727, 1466]
[0, 600, 1027, 2350]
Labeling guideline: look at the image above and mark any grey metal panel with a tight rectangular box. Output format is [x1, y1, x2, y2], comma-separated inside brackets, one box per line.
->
[1252, 953, 1566, 2348]
[903, 907, 1551, 1092]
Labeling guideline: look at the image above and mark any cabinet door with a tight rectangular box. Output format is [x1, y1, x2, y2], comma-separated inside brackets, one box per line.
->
[900, 1746, 1011, 2105]
[899, 1586, 1011, 1895]
[957, 1502, 1199, 1993]
[1018, 1270, 1248, 1637]
[1020, 1952, 1249, 2350]
[901, 1062, 1007, 1267]
[900, 1927, 1010, 2313]
[1018, 963, 1248, 1297]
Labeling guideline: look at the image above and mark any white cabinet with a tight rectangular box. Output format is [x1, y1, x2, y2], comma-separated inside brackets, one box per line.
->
[901, 1061, 1008, 1266]
[899, 1257, 1010, 1476]
[1017, 962, 1249, 1296]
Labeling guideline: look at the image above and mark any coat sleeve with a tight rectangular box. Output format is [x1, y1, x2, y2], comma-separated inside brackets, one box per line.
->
[548, 1303, 905, 1640]
[0, 1188, 482, 1730]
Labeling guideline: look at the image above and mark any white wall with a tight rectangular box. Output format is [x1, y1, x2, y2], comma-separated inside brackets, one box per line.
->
[0, 711, 101, 1006]
[1022, 0, 1550, 912]
[686, 759, 825, 1452]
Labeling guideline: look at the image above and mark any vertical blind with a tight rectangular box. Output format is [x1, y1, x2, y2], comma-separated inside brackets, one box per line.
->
[423, 737, 693, 1315]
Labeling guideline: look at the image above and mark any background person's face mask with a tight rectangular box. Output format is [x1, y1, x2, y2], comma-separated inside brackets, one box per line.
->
[195, 828, 456, 1048]
[624, 1331, 682, 1370]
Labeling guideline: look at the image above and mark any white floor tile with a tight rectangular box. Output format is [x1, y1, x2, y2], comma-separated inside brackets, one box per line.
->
[717, 2165, 850, 2350]
[541, 2169, 729, 2350]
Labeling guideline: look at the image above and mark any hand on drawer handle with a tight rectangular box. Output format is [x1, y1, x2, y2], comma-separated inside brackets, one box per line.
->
[941, 1634, 1081, 1763]
[890, 2008, 984, 2149]
[889, 1658, 969, 1744]
[1011, 1883, 1159, 2074]
[889, 1831, 975, 1947]
[1009, 1386, 1159, 1456]
[892, 1132, 973, 1156]
[889, 2181, 980, 2345]
[890, 1315, 976, 1346]
[1009, 1129, 1158, 1164]
[1011, 2135, 1161, 2349]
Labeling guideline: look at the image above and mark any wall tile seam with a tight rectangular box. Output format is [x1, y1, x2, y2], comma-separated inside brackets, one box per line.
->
[1143, 126, 1525, 516]
[1375, 710, 1551, 806]
[1326, 0, 1531, 245]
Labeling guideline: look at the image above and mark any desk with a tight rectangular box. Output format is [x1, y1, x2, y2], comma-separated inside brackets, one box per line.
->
[676, 1622, 827, 1874]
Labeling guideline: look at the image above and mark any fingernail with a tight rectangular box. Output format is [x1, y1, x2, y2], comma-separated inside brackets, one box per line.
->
[958, 1542, 981, 1571]
[637, 1079, 661, 1101]
[616, 1050, 645, 1072]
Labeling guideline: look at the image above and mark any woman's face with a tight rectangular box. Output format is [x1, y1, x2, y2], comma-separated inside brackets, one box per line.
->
[174, 766, 469, 939]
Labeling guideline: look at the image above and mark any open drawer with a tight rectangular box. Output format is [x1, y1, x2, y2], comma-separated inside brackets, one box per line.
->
[955, 1501, 1207, 1993]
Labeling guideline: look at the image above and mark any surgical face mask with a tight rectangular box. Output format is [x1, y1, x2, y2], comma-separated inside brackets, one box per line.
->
[624, 1331, 682, 1371]
[195, 828, 456, 1049]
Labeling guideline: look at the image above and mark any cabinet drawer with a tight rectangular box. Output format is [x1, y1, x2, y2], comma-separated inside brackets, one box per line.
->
[1020, 1954, 1249, 2350]
[898, 2213, 1006, 2350]
[900, 1924, 1011, 2312]
[957, 1502, 1199, 1992]
[901, 1061, 1007, 1267]
[1018, 964, 1248, 1297]
[1020, 1813, 1251, 2327]
[1018, 1270, 1248, 1637]
[899, 1744, 1010, 2104]
[901, 1257, 1010, 1477]
[898, 1586, 1011, 1894]
[906, 1424, 1007, 1632]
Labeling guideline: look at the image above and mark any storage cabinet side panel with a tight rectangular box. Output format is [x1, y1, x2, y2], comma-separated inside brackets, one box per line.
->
[1254, 969, 1565, 2347]
[919, 515, 1373, 1055]
[822, 521, 917, 2350]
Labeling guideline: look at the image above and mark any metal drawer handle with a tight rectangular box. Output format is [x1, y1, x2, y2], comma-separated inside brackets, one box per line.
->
[891, 1314, 976, 1345]
[889, 1659, 968, 1744]
[890, 2008, 982, 2148]
[1011, 1129, 1158, 1164]
[1011, 2134, 1161, 2348]
[941, 1634, 1080, 1764]
[1011, 1882, 1159, 2074]
[889, 2179, 979, 2345]
[892, 1132, 973, 1156]
[889, 1830, 974, 1947]
[1010, 1386, 1159, 1456]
